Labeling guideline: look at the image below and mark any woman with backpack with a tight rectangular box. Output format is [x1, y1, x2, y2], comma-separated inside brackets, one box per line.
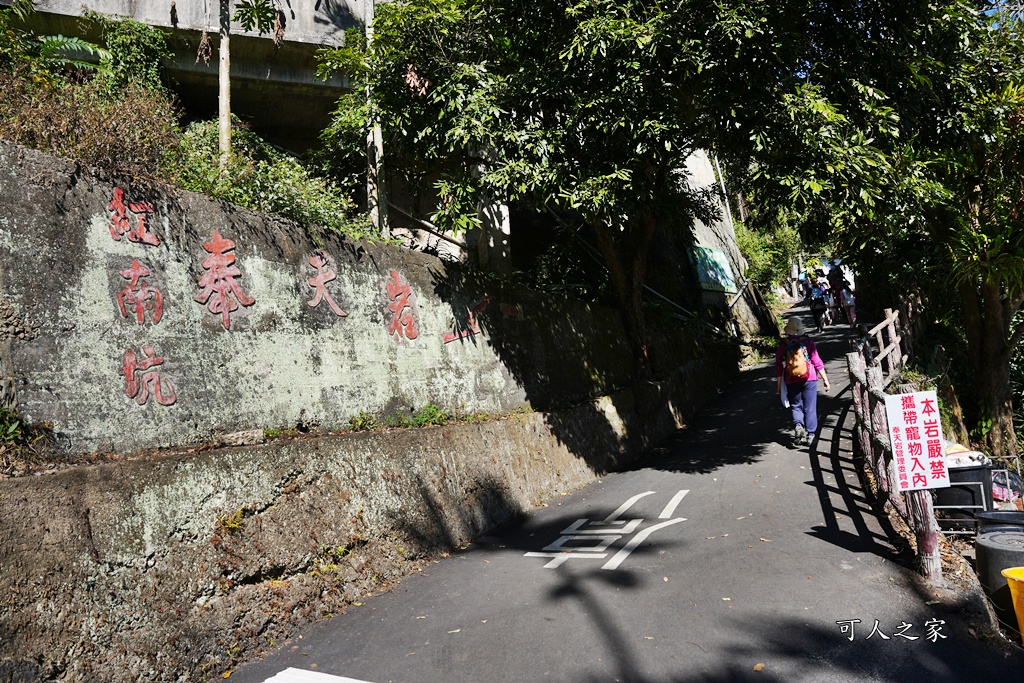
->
[775, 317, 831, 446]
[808, 280, 830, 332]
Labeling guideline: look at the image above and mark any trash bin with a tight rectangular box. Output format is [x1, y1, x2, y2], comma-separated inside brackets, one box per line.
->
[975, 511, 1024, 534]
[934, 464, 993, 530]
[976, 531, 1024, 638]
[1001, 567, 1024, 643]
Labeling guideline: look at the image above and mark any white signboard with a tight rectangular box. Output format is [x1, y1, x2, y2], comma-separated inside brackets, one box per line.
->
[884, 390, 950, 492]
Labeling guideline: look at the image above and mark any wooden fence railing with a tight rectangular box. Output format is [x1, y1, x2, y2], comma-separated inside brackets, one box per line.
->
[846, 308, 943, 581]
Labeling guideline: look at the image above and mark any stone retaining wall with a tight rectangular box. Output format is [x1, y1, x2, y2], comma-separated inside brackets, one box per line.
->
[0, 355, 730, 681]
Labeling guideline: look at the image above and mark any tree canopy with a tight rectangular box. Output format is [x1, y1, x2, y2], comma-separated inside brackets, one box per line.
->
[322, 0, 1024, 455]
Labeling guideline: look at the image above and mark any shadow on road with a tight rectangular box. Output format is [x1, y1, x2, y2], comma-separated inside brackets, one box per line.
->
[381, 301, 1023, 683]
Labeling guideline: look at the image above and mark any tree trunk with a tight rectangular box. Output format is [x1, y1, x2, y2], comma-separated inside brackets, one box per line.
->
[592, 216, 656, 380]
[960, 278, 1019, 458]
[218, 0, 231, 170]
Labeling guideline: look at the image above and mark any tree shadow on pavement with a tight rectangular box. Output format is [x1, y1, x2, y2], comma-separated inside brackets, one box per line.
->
[426, 262, 743, 477]
[804, 398, 906, 561]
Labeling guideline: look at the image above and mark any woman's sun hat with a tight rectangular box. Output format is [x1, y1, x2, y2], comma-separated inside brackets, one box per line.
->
[784, 317, 805, 336]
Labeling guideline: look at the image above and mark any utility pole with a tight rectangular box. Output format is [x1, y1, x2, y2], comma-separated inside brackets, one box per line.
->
[365, 0, 389, 237]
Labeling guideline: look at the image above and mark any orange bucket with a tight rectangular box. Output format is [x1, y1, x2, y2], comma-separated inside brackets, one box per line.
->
[1000, 567, 1024, 641]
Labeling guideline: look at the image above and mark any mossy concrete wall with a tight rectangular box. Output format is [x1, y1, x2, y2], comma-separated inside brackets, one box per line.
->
[0, 141, 666, 456]
[0, 141, 740, 682]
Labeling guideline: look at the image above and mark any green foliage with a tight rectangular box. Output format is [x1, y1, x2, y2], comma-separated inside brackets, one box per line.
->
[348, 403, 465, 430]
[9, 0, 32, 22]
[0, 409, 21, 444]
[366, 0, 726, 238]
[35, 34, 111, 73]
[734, 222, 800, 292]
[216, 508, 246, 535]
[163, 120, 375, 240]
[311, 90, 369, 204]
[233, 0, 277, 34]
[83, 11, 171, 93]
[411, 403, 449, 427]
[1, 8, 109, 81]
[383, 412, 411, 428]
[0, 10, 32, 70]
[0, 69, 180, 176]
[315, 29, 367, 83]
[348, 410, 380, 431]
[0, 407, 57, 478]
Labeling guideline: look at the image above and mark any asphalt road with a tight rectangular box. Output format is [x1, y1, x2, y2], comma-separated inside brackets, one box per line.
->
[228, 313, 1024, 683]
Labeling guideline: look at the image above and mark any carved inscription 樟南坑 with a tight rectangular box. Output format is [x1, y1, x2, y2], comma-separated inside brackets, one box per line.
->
[120, 344, 177, 406]
[108, 188, 160, 246]
[116, 259, 163, 324]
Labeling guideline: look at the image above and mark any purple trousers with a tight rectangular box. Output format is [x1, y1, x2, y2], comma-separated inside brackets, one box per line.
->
[786, 379, 819, 434]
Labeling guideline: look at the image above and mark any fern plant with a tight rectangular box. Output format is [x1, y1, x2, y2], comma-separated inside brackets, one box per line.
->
[35, 34, 111, 72]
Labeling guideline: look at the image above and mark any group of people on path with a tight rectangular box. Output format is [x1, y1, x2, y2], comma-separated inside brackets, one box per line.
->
[803, 266, 856, 333]
[776, 264, 854, 447]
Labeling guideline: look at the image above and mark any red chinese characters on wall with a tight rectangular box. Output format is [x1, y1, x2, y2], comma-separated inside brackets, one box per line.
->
[443, 295, 491, 343]
[117, 259, 164, 324]
[121, 344, 177, 406]
[385, 270, 419, 341]
[194, 230, 255, 329]
[108, 188, 160, 246]
[306, 251, 347, 317]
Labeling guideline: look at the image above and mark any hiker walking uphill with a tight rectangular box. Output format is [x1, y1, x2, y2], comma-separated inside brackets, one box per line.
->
[776, 317, 831, 446]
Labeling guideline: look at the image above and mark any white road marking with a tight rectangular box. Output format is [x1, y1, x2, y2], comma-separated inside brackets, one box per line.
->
[261, 668, 375, 683]
[542, 534, 620, 553]
[524, 551, 609, 568]
[659, 490, 690, 519]
[601, 518, 686, 570]
[561, 518, 643, 535]
[603, 491, 655, 523]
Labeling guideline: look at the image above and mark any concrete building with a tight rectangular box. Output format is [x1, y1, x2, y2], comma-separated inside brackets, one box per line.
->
[9, 0, 363, 151]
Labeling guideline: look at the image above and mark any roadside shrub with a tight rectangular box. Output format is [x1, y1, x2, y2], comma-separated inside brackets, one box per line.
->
[163, 120, 376, 240]
[84, 10, 172, 93]
[0, 67, 180, 176]
[735, 222, 800, 293]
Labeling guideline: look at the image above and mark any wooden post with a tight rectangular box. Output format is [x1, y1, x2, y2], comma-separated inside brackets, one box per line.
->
[866, 363, 888, 487]
[365, 0, 390, 237]
[217, 0, 231, 170]
[908, 490, 943, 581]
[846, 352, 872, 462]
[899, 297, 914, 362]
[886, 308, 903, 373]
[874, 329, 886, 375]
